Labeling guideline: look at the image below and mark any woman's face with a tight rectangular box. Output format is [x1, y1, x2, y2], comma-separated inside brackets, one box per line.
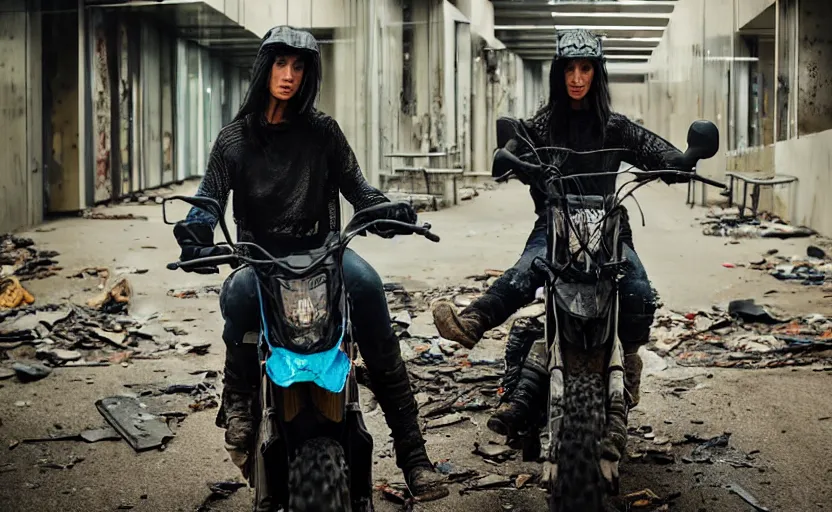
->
[269, 53, 305, 101]
[564, 59, 594, 102]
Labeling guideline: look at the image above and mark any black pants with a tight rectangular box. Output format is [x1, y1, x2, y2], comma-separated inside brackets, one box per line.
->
[218, 248, 398, 389]
[487, 214, 657, 345]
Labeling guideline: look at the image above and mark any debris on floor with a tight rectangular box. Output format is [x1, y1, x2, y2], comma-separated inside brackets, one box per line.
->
[0, 276, 36, 309]
[167, 285, 221, 299]
[81, 210, 148, 221]
[700, 208, 814, 239]
[87, 277, 132, 313]
[95, 396, 175, 452]
[0, 233, 61, 280]
[748, 246, 831, 285]
[726, 482, 770, 512]
[650, 302, 832, 369]
[197, 480, 247, 511]
[681, 432, 758, 468]
[473, 442, 517, 462]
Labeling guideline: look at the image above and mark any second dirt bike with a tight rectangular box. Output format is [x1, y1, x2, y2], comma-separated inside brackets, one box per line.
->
[490, 118, 724, 511]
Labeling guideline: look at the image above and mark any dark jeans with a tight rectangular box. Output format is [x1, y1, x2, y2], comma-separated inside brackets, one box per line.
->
[218, 248, 397, 388]
[488, 214, 657, 345]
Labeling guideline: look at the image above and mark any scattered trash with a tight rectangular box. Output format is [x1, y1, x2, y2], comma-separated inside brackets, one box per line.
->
[376, 483, 410, 505]
[196, 480, 247, 510]
[0, 276, 36, 309]
[12, 361, 52, 382]
[748, 249, 832, 286]
[514, 474, 532, 489]
[458, 187, 478, 201]
[425, 413, 468, 429]
[722, 262, 736, 269]
[652, 304, 832, 369]
[0, 367, 15, 380]
[87, 277, 132, 313]
[465, 474, 514, 491]
[167, 286, 221, 299]
[473, 442, 517, 462]
[36, 348, 82, 364]
[727, 482, 770, 511]
[95, 396, 175, 452]
[701, 209, 814, 239]
[1, 234, 61, 281]
[728, 299, 789, 324]
[82, 211, 148, 221]
[621, 489, 661, 508]
[175, 342, 211, 356]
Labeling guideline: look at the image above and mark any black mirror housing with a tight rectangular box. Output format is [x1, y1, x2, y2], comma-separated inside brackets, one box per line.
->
[497, 116, 525, 149]
[685, 120, 720, 161]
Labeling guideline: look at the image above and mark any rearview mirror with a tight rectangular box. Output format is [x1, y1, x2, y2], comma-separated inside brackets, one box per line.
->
[685, 120, 720, 161]
[496, 117, 525, 149]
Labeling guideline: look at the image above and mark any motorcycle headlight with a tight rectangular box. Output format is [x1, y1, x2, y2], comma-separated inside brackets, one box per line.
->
[277, 273, 329, 349]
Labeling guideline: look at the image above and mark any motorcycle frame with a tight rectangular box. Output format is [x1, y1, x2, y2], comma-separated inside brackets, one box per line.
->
[535, 195, 628, 468]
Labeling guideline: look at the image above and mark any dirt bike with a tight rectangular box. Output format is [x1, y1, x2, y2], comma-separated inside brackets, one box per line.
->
[490, 118, 724, 511]
[162, 198, 439, 512]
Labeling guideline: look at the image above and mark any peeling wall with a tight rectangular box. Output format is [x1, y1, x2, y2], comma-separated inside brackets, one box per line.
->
[0, 1, 42, 232]
[797, 0, 832, 137]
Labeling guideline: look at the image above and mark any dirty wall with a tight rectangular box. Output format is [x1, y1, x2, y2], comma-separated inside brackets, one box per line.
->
[0, 0, 43, 233]
[796, 0, 832, 137]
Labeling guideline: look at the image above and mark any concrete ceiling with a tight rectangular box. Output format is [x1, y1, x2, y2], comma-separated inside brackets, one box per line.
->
[494, 0, 678, 74]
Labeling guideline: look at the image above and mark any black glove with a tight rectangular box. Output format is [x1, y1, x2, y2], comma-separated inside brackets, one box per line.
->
[365, 202, 418, 239]
[172, 221, 232, 273]
[659, 153, 697, 184]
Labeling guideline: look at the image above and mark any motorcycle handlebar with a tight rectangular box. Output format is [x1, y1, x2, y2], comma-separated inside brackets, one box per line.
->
[167, 219, 439, 273]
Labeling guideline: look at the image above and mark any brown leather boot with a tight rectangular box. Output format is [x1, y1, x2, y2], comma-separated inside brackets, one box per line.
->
[431, 301, 491, 348]
[624, 348, 644, 408]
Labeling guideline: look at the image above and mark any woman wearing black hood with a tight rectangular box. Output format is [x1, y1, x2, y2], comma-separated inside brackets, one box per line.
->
[432, 29, 696, 436]
[172, 26, 448, 499]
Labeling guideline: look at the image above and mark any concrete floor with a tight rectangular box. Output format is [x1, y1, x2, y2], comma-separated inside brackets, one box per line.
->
[1, 180, 831, 512]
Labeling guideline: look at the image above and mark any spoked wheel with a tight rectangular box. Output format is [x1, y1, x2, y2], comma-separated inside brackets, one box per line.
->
[287, 437, 352, 512]
[549, 372, 609, 512]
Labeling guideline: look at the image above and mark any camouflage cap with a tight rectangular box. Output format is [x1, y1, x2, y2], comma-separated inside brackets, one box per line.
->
[554, 28, 604, 60]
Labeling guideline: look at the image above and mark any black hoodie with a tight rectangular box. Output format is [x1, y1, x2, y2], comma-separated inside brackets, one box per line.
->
[185, 26, 387, 252]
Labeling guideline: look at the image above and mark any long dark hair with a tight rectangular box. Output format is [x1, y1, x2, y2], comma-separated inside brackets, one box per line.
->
[547, 58, 611, 143]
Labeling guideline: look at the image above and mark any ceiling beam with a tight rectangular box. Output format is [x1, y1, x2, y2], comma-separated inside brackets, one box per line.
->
[495, 12, 670, 28]
[496, 26, 666, 38]
[491, 1, 676, 15]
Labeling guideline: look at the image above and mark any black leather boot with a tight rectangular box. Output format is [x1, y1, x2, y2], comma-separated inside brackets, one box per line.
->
[364, 340, 449, 502]
[215, 341, 259, 475]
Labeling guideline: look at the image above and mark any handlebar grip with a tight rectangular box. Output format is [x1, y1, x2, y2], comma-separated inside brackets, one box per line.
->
[424, 231, 440, 243]
[166, 262, 180, 271]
